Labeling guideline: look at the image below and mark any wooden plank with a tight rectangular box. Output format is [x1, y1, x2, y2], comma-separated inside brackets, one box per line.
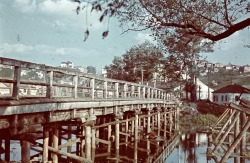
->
[47, 146, 92, 163]
[95, 138, 110, 145]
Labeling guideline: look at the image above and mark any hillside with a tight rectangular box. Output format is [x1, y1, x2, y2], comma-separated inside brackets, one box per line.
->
[198, 70, 250, 90]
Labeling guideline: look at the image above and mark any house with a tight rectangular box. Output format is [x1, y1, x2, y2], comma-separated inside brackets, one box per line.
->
[173, 78, 214, 101]
[60, 61, 74, 68]
[212, 83, 250, 105]
[196, 78, 214, 101]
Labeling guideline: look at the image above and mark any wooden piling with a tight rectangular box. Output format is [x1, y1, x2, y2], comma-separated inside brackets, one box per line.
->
[85, 125, 91, 160]
[52, 128, 59, 163]
[43, 127, 49, 163]
[21, 140, 30, 163]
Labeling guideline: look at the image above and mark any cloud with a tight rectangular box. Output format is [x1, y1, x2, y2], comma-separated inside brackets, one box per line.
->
[13, 0, 37, 13]
[0, 43, 81, 56]
[12, 0, 104, 30]
[1, 43, 34, 53]
[135, 32, 156, 44]
[38, 0, 77, 16]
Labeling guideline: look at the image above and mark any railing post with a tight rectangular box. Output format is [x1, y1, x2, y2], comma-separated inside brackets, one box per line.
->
[104, 81, 108, 99]
[138, 86, 141, 99]
[46, 71, 53, 99]
[13, 66, 21, 100]
[90, 78, 95, 99]
[73, 75, 78, 99]
[142, 87, 145, 99]
[147, 88, 150, 99]
[131, 85, 134, 98]
[115, 82, 119, 98]
[123, 84, 127, 98]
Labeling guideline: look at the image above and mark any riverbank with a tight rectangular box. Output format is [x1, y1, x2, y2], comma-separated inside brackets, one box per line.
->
[179, 100, 226, 132]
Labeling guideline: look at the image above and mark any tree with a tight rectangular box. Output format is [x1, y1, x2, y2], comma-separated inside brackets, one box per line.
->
[105, 41, 163, 83]
[80, 0, 250, 42]
[105, 56, 125, 80]
[87, 66, 96, 74]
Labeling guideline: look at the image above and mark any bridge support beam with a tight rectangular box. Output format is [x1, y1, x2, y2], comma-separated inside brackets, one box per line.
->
[21, 140, 30, 163]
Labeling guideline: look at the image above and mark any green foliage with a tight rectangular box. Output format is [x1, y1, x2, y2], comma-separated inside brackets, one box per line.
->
[196, 101, 226, 116]
[84, 0, 250, 43]
[192, 114, 218, 126]
[105, 41, 163, 82]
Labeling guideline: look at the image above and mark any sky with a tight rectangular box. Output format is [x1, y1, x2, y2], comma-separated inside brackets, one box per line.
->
[0, 0, 250, 73]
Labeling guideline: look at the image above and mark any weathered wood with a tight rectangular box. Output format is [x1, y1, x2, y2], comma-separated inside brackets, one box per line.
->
[46, 71, 53, 99]
[52, 128, 59, 163]
[13, 66, 21, 100]
[85, 125, 91, 160]
[220, 120, 250, 162]
[47, 146, 92, 163]
[42, 127, 49, 162]
[95, 138, 111, 145]
[21, 140, 30, 163]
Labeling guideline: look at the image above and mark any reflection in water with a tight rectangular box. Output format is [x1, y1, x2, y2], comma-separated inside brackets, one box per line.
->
[3, 132, 250, 162]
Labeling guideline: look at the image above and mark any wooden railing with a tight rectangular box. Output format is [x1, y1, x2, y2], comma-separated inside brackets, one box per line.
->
[0, 57, 176, 101]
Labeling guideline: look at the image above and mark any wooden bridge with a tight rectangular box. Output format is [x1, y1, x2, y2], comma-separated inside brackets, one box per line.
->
[0, 57, 180, 163]
[207, 98, 250, 163]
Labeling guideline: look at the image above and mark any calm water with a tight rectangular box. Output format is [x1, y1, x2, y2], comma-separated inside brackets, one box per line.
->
[2, 132, 249, 162]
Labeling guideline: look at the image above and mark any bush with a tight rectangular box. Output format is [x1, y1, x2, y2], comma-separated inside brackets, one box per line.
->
[196, 101, 226, 116]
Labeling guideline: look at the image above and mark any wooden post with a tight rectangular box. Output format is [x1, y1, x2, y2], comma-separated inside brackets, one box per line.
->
[76, 126, 81, 156]
[147, 88, 150, 99]
[115, 82, 119, 98]
[90, 78, 95, 99]
[92, 128, 96, 149]
[147, 110, 151, 133]
[85, 125, 91, 160]
[5, 136, 10, 162]
[157, 108, 161, 131]
[67, 125, 72, 161]
[52, 128, 59, 163]
[135, 113, 139, 140]
[108, 124, 111, 153]
[125, 115, 129, 145]
[131, 119, 135, 134]
[46, 71, 53, 98]
[142, 87, 145, 99]
[134, 139, 138, 162]
[80, 126, 85, 157]
[175, 105, 180, 131]
[43, 127, 49, 163]
[138, 86, 141, 98]
[123, 84, 127, 98]
[115, 118, 120, 157]
[73, 75, 78, 98]
[234, 113, 240, 163]
[21, 140, 30, 163]
[131, 85, 134, 98]
[164, 112, 167, 137]
[13, 66, 21, 100]
[240, 112, 247, 163]
[104, 81, 108, 99]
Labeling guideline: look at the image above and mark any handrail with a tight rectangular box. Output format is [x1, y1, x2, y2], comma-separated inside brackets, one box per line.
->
[0, 57, 177, 101]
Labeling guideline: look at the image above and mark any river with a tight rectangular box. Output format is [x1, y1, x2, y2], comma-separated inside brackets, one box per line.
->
[2, 132, 250, 162]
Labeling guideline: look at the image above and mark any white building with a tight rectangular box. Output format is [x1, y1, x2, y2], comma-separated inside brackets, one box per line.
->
[213, 84, 250, 105]
[61, 61, 74, 68]
[196, 78, 214, 101]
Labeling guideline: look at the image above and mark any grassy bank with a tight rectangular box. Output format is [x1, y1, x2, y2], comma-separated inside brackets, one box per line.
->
[179, 100, 227, 132]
